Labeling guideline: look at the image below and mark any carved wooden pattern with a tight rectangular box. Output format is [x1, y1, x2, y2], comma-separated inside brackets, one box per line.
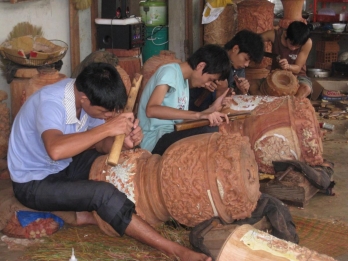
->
[204, 4, 236, 46]
[237, 0, 274, 70]
[89, 132, 261, 235]
[260, 69, 299, 97]
[160, 133, 260, 226]
[221, 96, 323, 174]
[217, 224, 337, 261]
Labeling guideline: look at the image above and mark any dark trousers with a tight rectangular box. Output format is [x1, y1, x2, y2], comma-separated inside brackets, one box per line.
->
[12, 149, 135, 235]
[152, 125, 219, 155]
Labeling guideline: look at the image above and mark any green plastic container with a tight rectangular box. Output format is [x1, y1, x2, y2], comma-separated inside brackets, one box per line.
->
[139, 0, 167, 26]
[142, 26, 168, 63]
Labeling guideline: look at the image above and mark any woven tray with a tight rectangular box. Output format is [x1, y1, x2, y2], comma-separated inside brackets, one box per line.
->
[0, 35, 68, 67]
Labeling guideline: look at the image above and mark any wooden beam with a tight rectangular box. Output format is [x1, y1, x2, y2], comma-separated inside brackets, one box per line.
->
[90, 0, 98, 52]
[199, 0, 204, 47]
[185, 0, 193, 59]
[69, 0, 80, 74]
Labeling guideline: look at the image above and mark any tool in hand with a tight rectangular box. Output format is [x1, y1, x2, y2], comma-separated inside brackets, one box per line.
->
[174, 111, 251, 131]
[107, 73, 143, 166]
[264, 52, 281, 65]
[233, 73, 249, 95]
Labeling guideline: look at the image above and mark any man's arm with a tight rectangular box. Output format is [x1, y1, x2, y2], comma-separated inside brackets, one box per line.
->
[288, 38, 312, 74]
[41, 112, 135, 160]
[146, 84, 229, 125]
[260, 29, 275, 43]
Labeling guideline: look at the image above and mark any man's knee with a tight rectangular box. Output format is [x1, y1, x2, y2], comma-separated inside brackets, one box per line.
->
[296, 83, 312, 98]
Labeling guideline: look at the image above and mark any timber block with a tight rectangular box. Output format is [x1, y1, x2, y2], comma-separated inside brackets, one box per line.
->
[260, 170, 319, 207]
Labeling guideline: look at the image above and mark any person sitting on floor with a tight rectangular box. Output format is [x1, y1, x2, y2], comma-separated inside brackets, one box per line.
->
[189, 30, 264, 111]
[137, 44, 232, 156]
[251, 21, 312, 98]
[7, 62, 212, 261]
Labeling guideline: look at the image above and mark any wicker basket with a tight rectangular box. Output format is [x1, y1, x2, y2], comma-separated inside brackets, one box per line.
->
[0, 36, 68, 67]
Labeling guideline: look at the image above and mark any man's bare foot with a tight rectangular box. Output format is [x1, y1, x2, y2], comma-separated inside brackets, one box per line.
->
[76, 211, 98, 225]
[174, 245, 212, 261]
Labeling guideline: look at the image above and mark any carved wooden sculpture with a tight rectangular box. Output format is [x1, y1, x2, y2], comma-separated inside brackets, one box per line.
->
[89, 132, 260, 236]
[259, 69, 299, 96]
[237, 0, 274, 79]
[220, 96, 323, 174]
[217, 224, 337, 261]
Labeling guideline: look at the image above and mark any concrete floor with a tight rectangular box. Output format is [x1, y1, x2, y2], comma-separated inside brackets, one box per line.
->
[0, 118, 347, 261]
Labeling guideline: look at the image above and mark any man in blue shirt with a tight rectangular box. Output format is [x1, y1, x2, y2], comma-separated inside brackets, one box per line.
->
[8, 62, 212, 261]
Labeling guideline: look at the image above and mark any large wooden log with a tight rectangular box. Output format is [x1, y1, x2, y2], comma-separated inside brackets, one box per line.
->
[217, 224, 337, 260]
[89, 132, 260, 235]
[220, 96, 323, 173]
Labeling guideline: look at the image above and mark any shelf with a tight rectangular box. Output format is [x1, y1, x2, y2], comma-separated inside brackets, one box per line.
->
[313, 0, 348, 22]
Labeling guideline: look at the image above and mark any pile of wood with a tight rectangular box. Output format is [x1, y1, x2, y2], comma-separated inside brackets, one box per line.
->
[312, 100, 348, 120]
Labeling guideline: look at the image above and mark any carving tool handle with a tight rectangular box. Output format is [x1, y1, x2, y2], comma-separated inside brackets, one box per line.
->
[174, 112, 251, 131]
[107, 74, 143, 166]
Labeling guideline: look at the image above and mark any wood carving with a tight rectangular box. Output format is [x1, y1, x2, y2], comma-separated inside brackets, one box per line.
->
[204, 4, 236, 46]
[237, 0, 274, 76]
[217, 224, 337, 261]
[220, 96, 323, 174]
[260, 69, 299, 96]
[279, 0, 307, 29]
[89, 132, 260, 235]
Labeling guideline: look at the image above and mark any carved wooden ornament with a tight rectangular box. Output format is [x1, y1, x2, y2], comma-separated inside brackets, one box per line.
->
[89, 132, 261, 235]
[221, 96, 323, 173]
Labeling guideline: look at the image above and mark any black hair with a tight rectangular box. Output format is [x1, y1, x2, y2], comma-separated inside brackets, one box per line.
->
[75, 62, 127, 111]
[286, 21, 310, 46]
[187, 44, 231, 81]
[224, 30, 264, 64]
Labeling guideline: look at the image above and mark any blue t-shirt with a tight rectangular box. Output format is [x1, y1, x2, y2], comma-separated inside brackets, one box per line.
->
[8, 78, 104, 183]
[137, 63, 189, 152]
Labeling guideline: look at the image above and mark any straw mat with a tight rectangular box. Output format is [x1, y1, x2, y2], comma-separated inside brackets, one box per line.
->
[21, 224, 189, 261]
[293, 215, 348, 258]
[19, 216, 348, 260]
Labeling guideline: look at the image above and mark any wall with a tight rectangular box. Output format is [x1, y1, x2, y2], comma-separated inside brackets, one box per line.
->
[0, 0, 93, 116]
